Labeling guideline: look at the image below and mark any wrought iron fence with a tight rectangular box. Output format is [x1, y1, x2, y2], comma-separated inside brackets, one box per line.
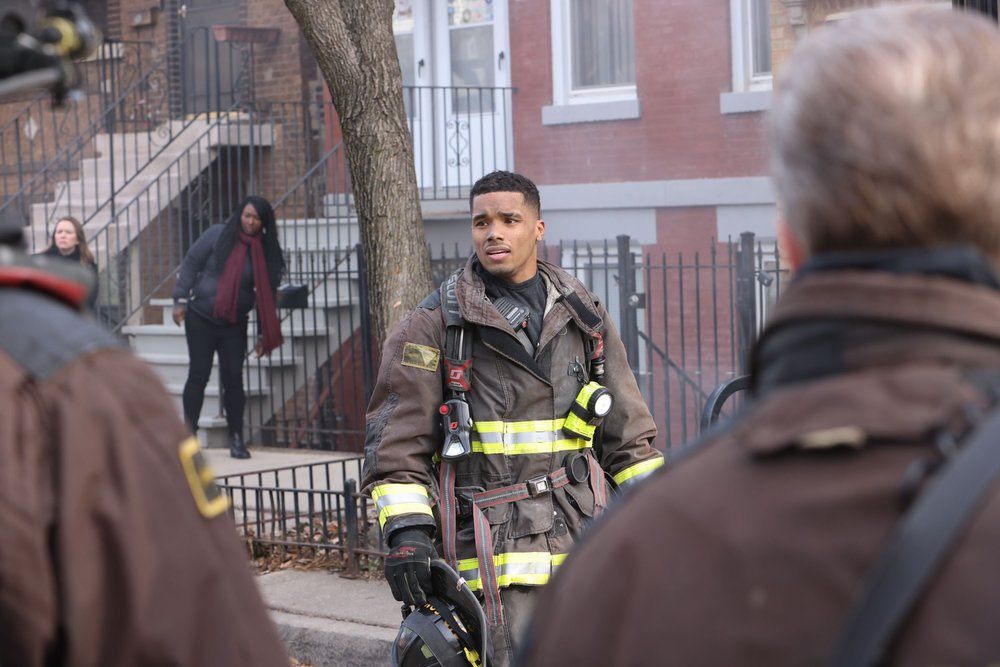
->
[0, 40, 153, 214]
[953, 0, 999, 19]
[1, 27, 256, 238]
[216, 457, 385, 571]
[243, 231, 786, 455]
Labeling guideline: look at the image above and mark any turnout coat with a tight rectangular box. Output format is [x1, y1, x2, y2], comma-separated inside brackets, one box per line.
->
[522, 257, 1000, 666]
[362, 257, 662, 594]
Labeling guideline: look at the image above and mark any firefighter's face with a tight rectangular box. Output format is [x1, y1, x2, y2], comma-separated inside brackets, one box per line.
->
[471, 191, 545, 284]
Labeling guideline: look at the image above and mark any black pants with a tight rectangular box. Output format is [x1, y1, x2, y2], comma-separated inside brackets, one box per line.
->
[182, 309, 248, 436]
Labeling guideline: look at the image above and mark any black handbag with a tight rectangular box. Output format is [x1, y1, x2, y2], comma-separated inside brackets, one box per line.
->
[276, 283, 308, 309]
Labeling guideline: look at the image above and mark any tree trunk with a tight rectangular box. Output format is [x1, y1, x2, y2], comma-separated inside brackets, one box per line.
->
[283, 0, 433, 347]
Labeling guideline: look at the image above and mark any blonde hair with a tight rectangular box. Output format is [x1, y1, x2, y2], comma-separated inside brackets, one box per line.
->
[769, 5, 1000, 261]
[50, 216, 95, 265]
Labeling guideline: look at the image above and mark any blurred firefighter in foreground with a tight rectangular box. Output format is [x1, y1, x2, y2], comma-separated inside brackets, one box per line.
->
[521, 6, 1000, 666]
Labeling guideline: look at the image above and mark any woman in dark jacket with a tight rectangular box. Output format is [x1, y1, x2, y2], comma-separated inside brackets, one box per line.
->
[172, 195, 285, 458]
[38, 216, 99, 308]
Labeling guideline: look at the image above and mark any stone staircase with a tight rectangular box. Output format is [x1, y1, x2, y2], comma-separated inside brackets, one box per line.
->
[123, 196, 363, 449]
[28, 113, 273, 254]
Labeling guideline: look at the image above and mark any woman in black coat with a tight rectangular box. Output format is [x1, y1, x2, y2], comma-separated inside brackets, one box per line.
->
[38, 216, 99, 308]
[172, 195, 285, 458]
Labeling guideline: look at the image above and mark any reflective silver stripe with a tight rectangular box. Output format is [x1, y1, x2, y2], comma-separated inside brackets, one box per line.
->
[476, 430, 566, 445]
[458, 553, 564, 590]
[374, 492, 430, 512]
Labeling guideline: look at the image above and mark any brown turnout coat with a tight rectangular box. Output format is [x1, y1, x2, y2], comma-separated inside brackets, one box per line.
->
[523, 268, 1000, 666]
[0, 268, 288, 666]
[362, 258, 662, 588]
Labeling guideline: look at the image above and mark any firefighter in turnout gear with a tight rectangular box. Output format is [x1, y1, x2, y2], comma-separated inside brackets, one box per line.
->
[362, 171, 663, 666]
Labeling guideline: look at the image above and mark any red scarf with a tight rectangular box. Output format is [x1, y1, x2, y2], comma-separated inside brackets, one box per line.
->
[213, 232, 283, 355]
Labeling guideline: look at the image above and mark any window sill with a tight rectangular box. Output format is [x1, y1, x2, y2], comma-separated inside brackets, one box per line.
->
[720, 90, 772, 115]
[541, 98, 641, 126]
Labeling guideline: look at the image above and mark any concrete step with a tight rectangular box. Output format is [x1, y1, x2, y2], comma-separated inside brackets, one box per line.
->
[162, 382, 269, 429]
[124, 323, 327, 356]
[277, 217, 360, 252]
[138, 351, 301, 386]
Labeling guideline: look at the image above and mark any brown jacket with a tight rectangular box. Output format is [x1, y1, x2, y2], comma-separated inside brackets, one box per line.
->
[0, 266, 288, 666]
[522, 267, 1000, 666]
[362, 258, 662, 591]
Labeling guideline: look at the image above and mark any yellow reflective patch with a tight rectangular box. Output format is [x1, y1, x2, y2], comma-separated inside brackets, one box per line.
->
[401, 342, 440, 372]
[178, 437, 229, 519]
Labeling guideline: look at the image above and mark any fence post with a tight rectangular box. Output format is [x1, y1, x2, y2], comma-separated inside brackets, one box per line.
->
[356, 243, 375, 403]
[735, 232, 758, 375]
[342, 478, 361, 579]
[616, 235, 640, 375]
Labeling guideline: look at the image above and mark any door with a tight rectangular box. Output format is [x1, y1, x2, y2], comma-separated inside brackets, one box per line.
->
[178, 0, 243, 114]
[394, 0, 511, 196]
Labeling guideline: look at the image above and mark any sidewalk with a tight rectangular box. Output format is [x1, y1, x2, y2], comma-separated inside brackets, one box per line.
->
[208, 448, 400, 665]
[257, 570, 401, 667]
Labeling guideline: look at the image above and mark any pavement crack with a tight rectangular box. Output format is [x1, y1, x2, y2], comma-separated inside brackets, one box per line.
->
[267, 604, 399, 630]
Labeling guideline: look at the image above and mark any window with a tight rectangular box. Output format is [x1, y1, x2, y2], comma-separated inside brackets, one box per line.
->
[448, 0, 496, 113]
[731, 0, 772, 92]
[550, 0, 637, 107]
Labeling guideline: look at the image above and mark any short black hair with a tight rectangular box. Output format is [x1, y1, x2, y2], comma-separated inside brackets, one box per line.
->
[469, 171, 541, 215]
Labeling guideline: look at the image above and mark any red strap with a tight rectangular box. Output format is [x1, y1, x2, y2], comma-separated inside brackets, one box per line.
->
[472, 468, 571, 509]
[438, 461, 458, 568]
[588, 454, 608, 516]
[472, 504, 504, 626]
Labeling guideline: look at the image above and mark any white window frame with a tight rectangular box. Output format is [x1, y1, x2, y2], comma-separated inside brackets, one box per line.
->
[730, 0, 773, 93]
[549, 0, 638, 107]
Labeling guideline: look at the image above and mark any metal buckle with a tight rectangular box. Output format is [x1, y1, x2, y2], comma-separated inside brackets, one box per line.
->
[527, 475, 551, 497]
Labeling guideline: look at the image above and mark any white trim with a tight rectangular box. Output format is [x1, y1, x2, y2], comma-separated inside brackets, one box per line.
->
[540, 177, 776, 211]
[549, 0, 638, 108]
[541, 99, 640, 125]
[729, 0, 773, 94]
[719, 90, 772, 115]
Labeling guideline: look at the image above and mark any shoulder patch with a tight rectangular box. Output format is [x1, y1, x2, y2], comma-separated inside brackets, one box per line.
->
[401, 342, 440, 372]
[178, 437, 229, 519]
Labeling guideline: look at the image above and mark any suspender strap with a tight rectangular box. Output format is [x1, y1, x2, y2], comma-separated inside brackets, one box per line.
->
[471, 504, 504, 626]
[588, 455, 608, 516]
[829, 406, 1000, 667]
[438, 460, 459, 569]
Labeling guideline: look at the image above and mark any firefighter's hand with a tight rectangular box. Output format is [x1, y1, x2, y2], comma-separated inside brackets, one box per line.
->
[385, 528, 436, 606]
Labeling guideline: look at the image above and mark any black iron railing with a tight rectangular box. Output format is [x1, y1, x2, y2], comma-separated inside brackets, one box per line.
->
[216, 458, 385, 572]
[0, 40, 153, 216]
[953, 0, 999, 20]
[2, 28, 256, 242]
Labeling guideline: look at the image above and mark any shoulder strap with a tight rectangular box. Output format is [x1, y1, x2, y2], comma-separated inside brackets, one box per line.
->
[439, 268, 472, 394]
[829, 404, 1000, 667]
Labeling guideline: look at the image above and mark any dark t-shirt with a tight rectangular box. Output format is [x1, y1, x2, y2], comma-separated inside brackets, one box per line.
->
[477, 264, 547, 347]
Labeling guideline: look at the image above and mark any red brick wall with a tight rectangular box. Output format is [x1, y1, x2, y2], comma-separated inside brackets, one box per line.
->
[509, 0, 768, 185]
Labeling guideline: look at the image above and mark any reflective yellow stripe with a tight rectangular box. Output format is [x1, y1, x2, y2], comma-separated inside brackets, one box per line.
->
[613, 456, 665, 487]
[470, 418, 590, 455]
[457, 551, 568, 591]
[370, 483, 433, 529]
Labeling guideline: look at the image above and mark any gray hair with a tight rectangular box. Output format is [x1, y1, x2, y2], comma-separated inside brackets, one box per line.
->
[769, 5, 1000, 260]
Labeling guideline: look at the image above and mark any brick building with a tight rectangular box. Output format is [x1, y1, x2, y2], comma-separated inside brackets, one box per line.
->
[0, 0, 954, 449]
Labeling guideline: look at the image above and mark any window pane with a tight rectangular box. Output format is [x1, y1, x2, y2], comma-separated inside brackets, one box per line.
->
[448, 0, 494, 27]
[571, 0, 636, 90]
[751, 0, 772, 77]
[450, 24, 494, 113]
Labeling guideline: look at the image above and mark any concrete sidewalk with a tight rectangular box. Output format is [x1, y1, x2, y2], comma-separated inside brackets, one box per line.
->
[207, 448, 399, 665]
[257, 570, 401, 667]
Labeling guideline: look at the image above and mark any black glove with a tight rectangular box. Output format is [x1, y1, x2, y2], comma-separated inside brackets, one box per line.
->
[385, 528, 437, 606]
